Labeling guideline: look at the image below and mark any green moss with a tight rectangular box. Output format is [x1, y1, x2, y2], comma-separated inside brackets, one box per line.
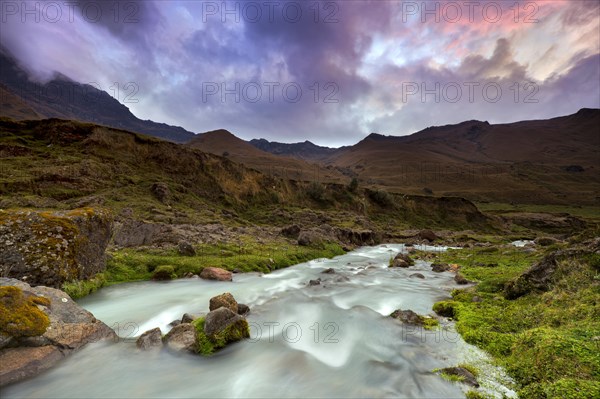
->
[193, 318, 216, 356]
[422, 317, 440, 330]
[152, 265, 176, 280]
[0, 286, 50, 337]
[62, 273, 106, 299]
[432, 301, 456, 318]
[436, 370, 465, 383]
[192, 316, 250, 356]
[465, 391, 491, 399]
[435, 246, 540, 293]
[433, 247, 600, 398]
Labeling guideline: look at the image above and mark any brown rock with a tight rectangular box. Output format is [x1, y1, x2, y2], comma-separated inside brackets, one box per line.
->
[181, 313, 196, 323]
[417, 229, 439, 242]
[390, 309, 424, 325]
[136, 328, 162, 351]
[454, 273, 469, 285]
[281, 224, 301, 239]
[431, 263, 452, 272]
[200, 267, 232, 281]
[0, 209, 112, 288]
[203, 308, 248, 338]
[177, 241, 196, 256]
[151, 182, 170, 203]
[391, 253, 414, 268]
[209, 292, 238, 313]
[237, 304, 250, 316]
[0, 346, 64, 387]
[163, 324, 197, 353]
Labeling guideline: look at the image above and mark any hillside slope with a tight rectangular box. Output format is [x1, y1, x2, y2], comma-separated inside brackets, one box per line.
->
[189, 130, 347, 183]
[0, 118, 496, 232]
[324, 109, 600, 205]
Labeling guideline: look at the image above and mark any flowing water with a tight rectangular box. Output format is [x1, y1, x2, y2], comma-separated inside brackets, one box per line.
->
[3, 244, 516, 398]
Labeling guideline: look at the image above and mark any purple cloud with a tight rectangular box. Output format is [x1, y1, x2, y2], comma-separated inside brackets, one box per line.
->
[0, 0, 598, 146]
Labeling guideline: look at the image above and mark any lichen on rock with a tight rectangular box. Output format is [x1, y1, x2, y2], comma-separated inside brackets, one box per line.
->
[0, 208, 112, 287]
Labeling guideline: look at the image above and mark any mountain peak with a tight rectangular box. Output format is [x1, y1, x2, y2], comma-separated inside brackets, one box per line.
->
[365, 133, 389, 140]
[202, 129, 235, 137]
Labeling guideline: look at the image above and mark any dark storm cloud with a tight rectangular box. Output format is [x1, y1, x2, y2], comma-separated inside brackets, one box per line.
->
[0, 0, 598, 145]
[74, 0, 163, 64]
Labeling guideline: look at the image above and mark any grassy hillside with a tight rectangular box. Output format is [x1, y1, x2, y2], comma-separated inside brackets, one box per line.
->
[189, 129, 348, 183]
[0, 118, 497, 233]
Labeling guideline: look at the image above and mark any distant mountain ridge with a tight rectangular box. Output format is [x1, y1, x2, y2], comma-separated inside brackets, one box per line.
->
[188, 129, 348, 183]
[249, 138, 338, 161]
[0, 50, 196, 143]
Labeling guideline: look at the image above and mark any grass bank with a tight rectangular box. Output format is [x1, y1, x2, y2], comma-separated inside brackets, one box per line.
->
[430, 245, 600, 399]
[63, 239, 344, 299]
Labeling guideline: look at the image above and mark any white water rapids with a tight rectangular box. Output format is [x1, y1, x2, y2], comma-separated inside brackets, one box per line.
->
[2, 244, 516, 398]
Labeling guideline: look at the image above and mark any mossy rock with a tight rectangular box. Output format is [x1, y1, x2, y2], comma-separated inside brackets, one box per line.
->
[0, 208, 112, 288]
[432, 301, 456, 318]
[192, 316, 250, 356]
[0, 286, 50, 337]
[152, 265, 176, 280]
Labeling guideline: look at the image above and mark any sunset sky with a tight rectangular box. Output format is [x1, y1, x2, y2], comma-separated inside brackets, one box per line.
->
[1, 0, 599, 145]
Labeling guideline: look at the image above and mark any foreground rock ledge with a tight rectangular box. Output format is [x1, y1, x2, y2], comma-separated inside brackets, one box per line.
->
[0, 278, 117, 387]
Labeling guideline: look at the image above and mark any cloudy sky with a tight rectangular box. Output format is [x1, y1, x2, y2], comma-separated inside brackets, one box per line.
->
[1, 0, 599, 146]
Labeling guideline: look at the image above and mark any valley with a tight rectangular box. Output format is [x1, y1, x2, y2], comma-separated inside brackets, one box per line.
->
[1, 2, 599, 397]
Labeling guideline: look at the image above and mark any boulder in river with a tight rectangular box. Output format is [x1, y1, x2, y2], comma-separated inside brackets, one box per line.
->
[321, 268, 336, 274]
[409, 273, 425, 279]
[237, 304, 250, 316]
[390, 253, 414, 268]
[390, 309, 438, 329]
[390, 309, 423, 325]
[194, 307, 250, 355]
[431, 263, 452, 272]
[200, 267, 232, 281]
[163, 323, 197, 353]
[0, 278, 117, 387]
[181, 313, 197, 323]
[136, 328, 163, 351]
[209, 292, 238, 313]
[454, 273, 470, 285]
